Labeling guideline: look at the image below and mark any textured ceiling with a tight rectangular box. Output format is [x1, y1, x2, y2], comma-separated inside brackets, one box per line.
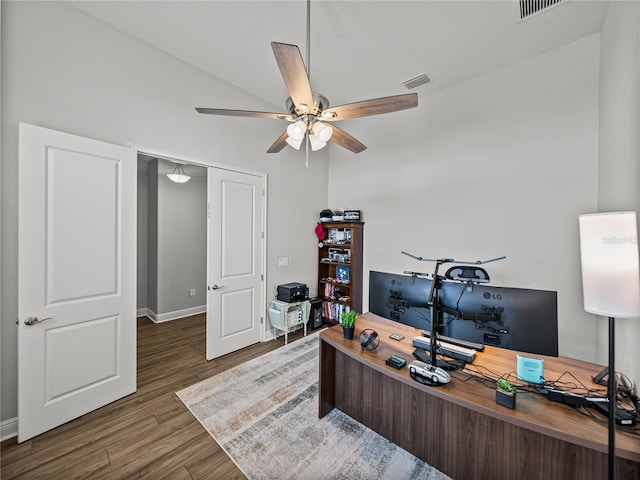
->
[68, 0, 608, 112]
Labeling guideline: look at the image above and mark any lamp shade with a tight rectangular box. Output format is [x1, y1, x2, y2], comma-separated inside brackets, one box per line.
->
[308, 133, 327, 151]
[285, 135, 304, 150]
[312, 121, 333, 143]
[287, 120, 306, 139]
[167, 163, 191, 183]
[579, 212, 640, 318]
[286, 120, 306, 150]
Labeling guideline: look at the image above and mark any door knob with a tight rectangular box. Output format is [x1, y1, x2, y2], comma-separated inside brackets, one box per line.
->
[209, 284, 223, 290]
[24, 316, 52, 326]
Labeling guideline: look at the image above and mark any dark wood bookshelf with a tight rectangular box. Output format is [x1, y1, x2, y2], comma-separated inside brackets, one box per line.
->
[317, 221, 364, 324]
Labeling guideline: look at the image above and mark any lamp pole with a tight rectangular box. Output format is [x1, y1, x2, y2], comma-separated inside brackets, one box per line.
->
[607, 316, 616, 480]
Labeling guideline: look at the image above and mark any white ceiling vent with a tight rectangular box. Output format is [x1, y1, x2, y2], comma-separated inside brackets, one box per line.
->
[519, 0, 564, 19]
[403, 74, 431, 90]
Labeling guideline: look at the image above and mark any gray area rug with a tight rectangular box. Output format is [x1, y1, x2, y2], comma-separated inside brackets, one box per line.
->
[176, 332, 451, 480]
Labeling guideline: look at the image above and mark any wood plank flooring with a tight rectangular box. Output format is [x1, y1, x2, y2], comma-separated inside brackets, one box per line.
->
[1, 315, 305, 479]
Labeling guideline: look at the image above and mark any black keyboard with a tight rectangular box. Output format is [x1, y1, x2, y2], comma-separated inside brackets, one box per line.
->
[421, 330, 485, 351]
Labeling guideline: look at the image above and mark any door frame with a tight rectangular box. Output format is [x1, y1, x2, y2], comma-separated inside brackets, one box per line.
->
[131, 144, 268, 344]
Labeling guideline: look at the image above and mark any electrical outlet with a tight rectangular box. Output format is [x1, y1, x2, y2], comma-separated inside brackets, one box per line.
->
[189, 288, 196, 297]
[278, 257, 289, 267]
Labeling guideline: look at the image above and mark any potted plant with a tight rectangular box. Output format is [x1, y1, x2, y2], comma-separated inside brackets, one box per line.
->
[495, 378, 516, 409]
[340, 310, 358, 340]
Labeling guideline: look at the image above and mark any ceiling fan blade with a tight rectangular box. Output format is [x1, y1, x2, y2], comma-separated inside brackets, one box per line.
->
[271, 42, 314, 113]
[321, 93, 418, 121]
[329, 125, 367, 154]
[267, 131, 289, 153]
[196, 107, 293, 120]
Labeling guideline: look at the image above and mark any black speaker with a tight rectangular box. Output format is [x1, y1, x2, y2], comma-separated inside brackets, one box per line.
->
[308, 298, 323, 331]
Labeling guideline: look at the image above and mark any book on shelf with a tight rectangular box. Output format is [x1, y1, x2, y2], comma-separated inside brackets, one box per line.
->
[323, 283, 347, 299]
[323, 301, 351, 322]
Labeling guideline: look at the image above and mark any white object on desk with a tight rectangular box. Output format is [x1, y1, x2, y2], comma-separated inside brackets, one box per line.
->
[268, 299, 310, 344]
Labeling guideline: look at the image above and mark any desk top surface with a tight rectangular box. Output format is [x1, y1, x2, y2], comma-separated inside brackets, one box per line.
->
[320, 312, 640, 462]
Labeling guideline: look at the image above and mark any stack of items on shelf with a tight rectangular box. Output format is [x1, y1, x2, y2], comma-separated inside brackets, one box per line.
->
[323, 283, 350, 303]
[324, 302, 351, 323]
[328, 248, 350, 263]
[327, 227, 351, 244]
[319, 209, 361, 223]
[287, 307, 302, 325]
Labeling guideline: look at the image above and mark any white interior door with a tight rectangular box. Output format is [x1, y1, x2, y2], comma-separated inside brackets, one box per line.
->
[207, 167, 264, 360]
[18, 123, 136, 442]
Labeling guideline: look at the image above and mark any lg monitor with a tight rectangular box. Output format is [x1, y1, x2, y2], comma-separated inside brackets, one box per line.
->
[369, 270, 558, 356]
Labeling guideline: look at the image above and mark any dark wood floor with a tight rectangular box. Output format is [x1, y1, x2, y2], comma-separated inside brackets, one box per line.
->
[1, 315, 304, 479]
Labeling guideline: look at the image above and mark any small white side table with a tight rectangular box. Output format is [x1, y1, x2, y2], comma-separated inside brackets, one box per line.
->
[268, 299, 310, 344]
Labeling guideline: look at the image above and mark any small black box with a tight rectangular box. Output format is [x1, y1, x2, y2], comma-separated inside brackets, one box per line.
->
[385, 355, 406, 369]
[277, 282, 309, 303]
[308, 298, 323, 330]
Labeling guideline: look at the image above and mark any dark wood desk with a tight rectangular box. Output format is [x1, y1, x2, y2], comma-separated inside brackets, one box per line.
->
[319, 313, 640, 480]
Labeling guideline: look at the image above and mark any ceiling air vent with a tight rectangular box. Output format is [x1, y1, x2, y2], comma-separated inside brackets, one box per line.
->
[403, 74, 431, 90]
[520, 0, 564, 19]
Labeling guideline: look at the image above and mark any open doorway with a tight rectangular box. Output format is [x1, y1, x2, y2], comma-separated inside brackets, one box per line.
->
[135, 151, 267, 361]
[136, 155, 208, 322]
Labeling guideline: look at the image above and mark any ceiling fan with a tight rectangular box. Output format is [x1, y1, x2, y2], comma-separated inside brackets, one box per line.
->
[195, 2, 418, 155]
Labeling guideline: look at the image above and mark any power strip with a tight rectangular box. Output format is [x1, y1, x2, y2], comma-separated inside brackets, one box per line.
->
[547, 389, 638, 425]
[591, 402, 638, 426]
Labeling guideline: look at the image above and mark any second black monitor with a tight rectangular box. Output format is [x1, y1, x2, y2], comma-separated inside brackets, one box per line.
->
[368, 270, 558, 357]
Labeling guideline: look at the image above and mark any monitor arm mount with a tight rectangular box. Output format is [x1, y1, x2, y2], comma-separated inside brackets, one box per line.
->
[401, 252, 506, 367]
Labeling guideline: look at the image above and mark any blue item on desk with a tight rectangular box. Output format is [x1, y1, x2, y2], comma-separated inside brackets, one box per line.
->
[516, 354, 544, 384]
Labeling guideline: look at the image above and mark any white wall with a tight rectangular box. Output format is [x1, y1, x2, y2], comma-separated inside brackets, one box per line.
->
[1, 1, 328, 425]
[141, 157, 208, 320]
[328, 34, 600, 362]
[147, 160, 159, 314]
[598, 0, 640, 385]
[137, 159, 149, 311]
[155, 159, 207, 318]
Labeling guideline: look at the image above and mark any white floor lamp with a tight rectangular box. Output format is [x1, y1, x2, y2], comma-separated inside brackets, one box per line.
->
[579, 211, 640, 480]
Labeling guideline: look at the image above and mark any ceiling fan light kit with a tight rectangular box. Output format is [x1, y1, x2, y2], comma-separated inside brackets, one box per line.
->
[286, 118, 333, 151]
[286, 120, 307, 149]
[195, 1, 418, 156]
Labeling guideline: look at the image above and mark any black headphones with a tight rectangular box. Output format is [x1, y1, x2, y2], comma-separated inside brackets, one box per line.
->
[445, 266, 490, 283]
[359, 329, 379, 351]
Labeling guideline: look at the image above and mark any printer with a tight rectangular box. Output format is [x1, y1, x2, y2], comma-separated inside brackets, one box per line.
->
[277, 282, 309, 303]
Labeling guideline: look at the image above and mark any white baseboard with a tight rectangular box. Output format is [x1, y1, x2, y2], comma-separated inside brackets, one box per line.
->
[144, 308, 157, 322]
[1, 417, 18, 442]
[144, 305, 206, 323]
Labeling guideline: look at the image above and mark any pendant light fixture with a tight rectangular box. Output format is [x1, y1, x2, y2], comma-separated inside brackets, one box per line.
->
[167, 163, 191, 184]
